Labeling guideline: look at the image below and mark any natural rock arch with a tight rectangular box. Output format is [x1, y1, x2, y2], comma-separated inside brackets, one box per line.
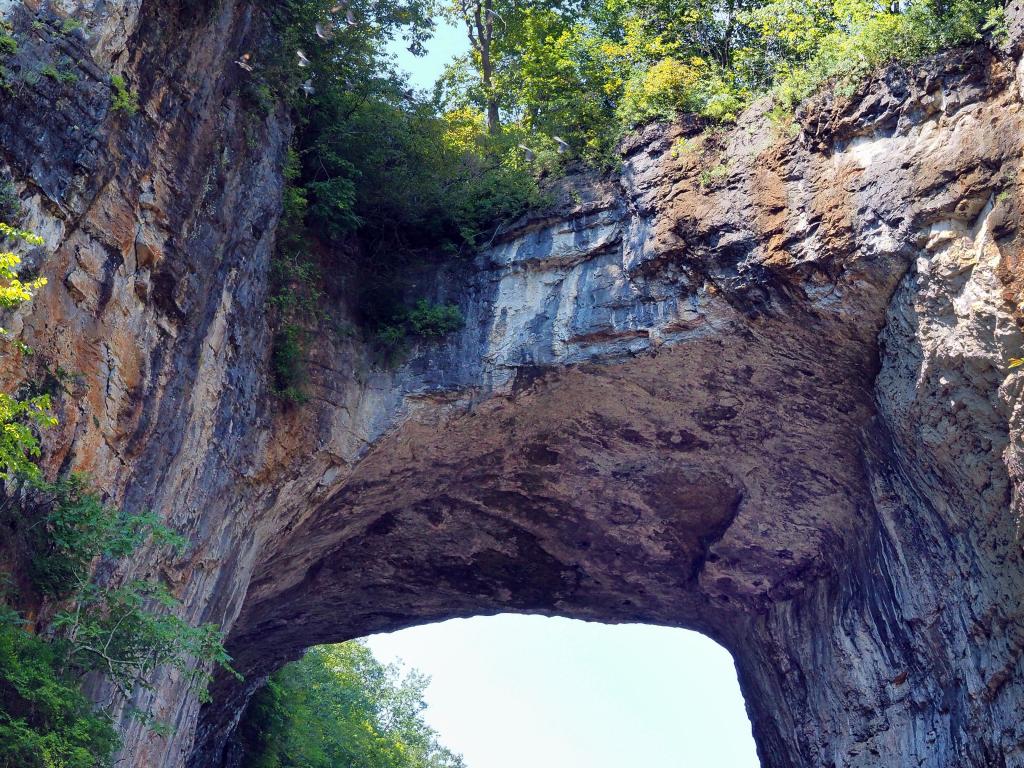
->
[199, 51, 1024, 766]
[0, 1, 1022, 767]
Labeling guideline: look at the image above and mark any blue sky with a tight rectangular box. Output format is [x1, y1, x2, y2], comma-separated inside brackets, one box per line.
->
[365, 614, 761, 768]
[387, 19, 468, 91]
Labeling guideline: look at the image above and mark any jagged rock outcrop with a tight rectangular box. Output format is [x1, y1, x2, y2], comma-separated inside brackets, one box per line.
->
[2, 2, 1024, 767]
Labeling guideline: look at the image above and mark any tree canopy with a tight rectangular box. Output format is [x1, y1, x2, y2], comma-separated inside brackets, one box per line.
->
[235, 642, 465, 768]
[258, 0, 1003, 251]
[250, 0, 1002, 396]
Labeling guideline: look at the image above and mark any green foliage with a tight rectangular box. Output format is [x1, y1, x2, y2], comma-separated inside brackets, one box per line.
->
[109, 75, 139, 116]
[436, 0, 1002, 158]
[257, 0, 541, 252]
[24, 474, 185, 599]
[270, 323, 309, 404]
[0, 222, 53, 482]
[0, 607, 119, 768]
[698, 161, 730, 187]
[983, 6, 1008, 43]
[236, 642, 465, 768]
[0, 222, 47, 309]
[0, 22, 16, 91]
[0, 392, 55, 482]
[0, 473, 236, 762]
[52, 579, 233, 705]
[40, 62, 77, 85]
[0, 26, 16, 57]
[763, 0, 1000, 113]
[370, 299, 464, 364]
[59, 18, 84, 35]
[406, 300, 464, 337]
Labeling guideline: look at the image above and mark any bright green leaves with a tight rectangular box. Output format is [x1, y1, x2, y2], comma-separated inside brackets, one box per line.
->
[0, 392, 55, 481]
[748, 0, 1001, 113]
[109, 74, 139, 116]
[236, 642, 464, 768]
[0, 222, 46, 310]
[0, 221, 53, 482]
[438, 0, 1003, 162]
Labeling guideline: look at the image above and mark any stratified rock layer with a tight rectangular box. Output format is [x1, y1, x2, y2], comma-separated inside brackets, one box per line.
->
[1, 2, 1023, 767]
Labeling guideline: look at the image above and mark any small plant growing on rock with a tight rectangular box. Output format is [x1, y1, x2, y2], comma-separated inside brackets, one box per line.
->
[0, 20, 16, 57]
[0, 222, 48, 310]
[698, 162, 730, 188]
[59, 17, 84, 35]
[271, 323, 309, 404]
[109, 74, 139, 115]
[670, 137, 694, 159]
[407, 299, 464, 338]
[41, 61, 78, 85]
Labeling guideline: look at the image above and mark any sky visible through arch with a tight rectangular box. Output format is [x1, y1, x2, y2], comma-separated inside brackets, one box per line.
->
[366, 614, 761, 768]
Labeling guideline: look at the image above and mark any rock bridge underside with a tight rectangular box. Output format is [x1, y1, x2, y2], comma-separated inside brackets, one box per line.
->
[1, 2, 1024, 767]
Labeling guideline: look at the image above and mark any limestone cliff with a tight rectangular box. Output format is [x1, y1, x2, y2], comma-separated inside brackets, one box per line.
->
[1, 1, 1024, 767]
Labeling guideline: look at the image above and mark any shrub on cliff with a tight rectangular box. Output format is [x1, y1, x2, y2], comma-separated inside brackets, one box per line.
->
[763, 0, 1003, 111]
[0, 221, 52, 480]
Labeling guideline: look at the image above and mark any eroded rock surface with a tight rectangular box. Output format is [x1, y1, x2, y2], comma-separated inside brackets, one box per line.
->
[2, 2, 1024, 767]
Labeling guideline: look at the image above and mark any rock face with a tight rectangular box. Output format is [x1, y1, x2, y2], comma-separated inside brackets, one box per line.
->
[2, 2, 1024, 767]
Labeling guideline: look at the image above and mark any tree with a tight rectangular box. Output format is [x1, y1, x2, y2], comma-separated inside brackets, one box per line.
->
[236, 642, 465, 768]
[452, 0, 503, 132]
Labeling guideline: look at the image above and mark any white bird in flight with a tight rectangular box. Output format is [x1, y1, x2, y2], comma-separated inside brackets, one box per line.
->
[302, 79, 315, 96]
[316, 22, 334, 40]
[518, 144, 536, 162]
[553, 135, 570, 153]
[296, 49, 311, 68]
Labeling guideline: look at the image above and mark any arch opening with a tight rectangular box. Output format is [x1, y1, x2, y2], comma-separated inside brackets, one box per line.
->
[233, 615, 761, 768]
